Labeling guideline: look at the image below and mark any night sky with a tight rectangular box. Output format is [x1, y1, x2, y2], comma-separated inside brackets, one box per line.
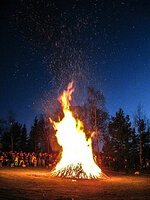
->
[0, 0, 150, 133]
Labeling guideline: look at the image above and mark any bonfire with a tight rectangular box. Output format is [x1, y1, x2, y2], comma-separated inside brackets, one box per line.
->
[50, 81, 102, 179]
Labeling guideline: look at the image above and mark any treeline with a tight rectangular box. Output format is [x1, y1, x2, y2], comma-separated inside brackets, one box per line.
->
[0, 114, 52, 153]
[103, 107, 150, 171]
[0, 88, 150, 171]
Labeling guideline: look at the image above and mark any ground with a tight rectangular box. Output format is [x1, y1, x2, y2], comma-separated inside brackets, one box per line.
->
[0, 168, 150, 200]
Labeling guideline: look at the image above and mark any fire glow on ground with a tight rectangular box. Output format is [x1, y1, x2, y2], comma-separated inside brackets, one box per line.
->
[0, 168, 150, 200]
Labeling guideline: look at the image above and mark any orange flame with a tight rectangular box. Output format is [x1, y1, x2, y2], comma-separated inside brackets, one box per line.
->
[58, 81, 74, 111]
[50, 81, 101, 179]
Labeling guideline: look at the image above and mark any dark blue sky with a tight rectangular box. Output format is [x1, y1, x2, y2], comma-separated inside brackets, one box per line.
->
[0, 0, 150, 133]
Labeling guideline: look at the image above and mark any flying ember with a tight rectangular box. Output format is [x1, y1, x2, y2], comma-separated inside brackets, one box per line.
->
[50, 81, 102, 179]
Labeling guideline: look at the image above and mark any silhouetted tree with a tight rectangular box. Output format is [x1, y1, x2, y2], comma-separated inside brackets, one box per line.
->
[8, 111, 15, 151]
[1, 121, 22, 152]
[20, 124, 28, 152]
[1, 131, 11, 151]
[0, 119, 7, 150]
[87, 87, 108, 156]
[28, 116, 39, 153]
[138, 119, 150, 167]
[134, 105, 147, 169]
[103, 108, 137, 170]
[38, 115, 53, 153]
[142, 121, 150, 165]
[11, 122, 22, 152]
[0, 119, 7, 136]
[129, 127, 139, 170]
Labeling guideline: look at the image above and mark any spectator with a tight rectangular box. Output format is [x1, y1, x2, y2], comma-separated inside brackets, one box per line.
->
[14, 154, 19, 167]
[0, 152, 4, 167]
[41, 153, 46, 167]
[38, 153, 42, 167]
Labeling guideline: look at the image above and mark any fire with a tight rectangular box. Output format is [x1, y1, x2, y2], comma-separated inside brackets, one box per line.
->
[50, 81, 102, 179]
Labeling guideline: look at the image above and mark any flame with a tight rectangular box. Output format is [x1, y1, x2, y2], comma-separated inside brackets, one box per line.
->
[51, 81, 101, 179]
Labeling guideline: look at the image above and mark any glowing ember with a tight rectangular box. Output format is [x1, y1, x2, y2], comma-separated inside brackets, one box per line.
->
[50, 81, 102, 179]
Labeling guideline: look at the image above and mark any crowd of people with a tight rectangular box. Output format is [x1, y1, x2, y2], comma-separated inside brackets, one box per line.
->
[0, 151, 149, 173]
[101, 155, 150, 172]
[0, 151, 59, 168]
